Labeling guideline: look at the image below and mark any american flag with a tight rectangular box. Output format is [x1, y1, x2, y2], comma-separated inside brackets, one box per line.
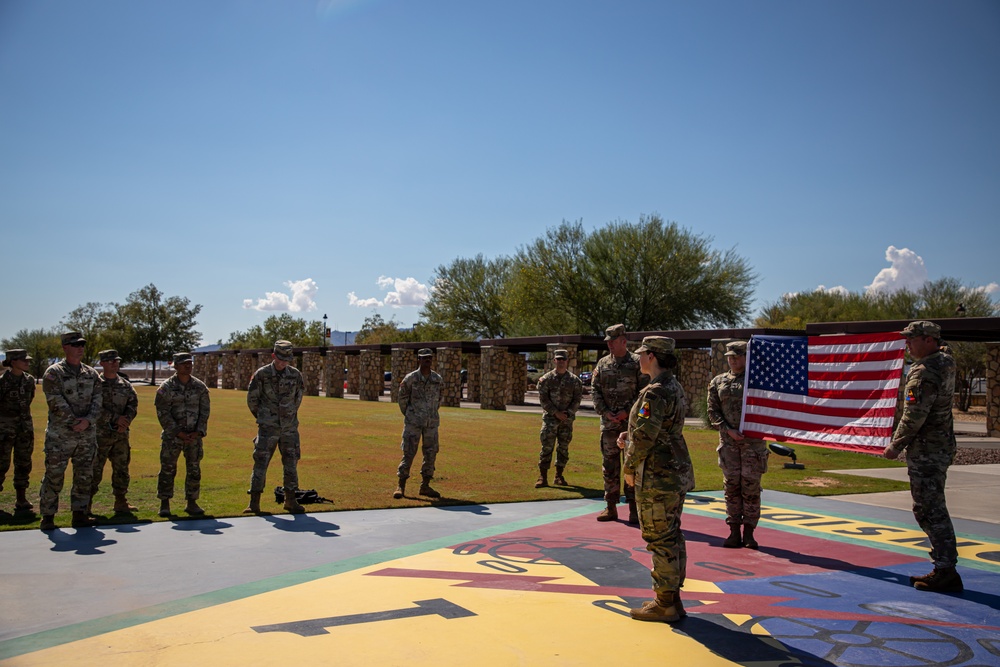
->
[740, 332, 906, 454]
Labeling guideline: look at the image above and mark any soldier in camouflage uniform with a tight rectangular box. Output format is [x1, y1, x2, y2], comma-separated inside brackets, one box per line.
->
[884, 321, 962, 593]
[619, 337, 693, 623]
[155, 352, 210, 517]
[393, 349, 443, 500]
[38, 332, 102, 530]
[707, 340, 768, 549]
[1, 349, 36, 512]
[244, 340, 305, 515]
[535, 349, 583, 488]
[592, 324, 648, 524]
[90, 350, 139, 515]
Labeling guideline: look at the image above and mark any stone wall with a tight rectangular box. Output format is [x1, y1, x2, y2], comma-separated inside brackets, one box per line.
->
[466, 354, 480, 402]
[203, 353, 219, 388]
[437, 347, 463, 407]
[220, 352, 238, 389]
[390, 348, 417, 403]
[507, 352, 527, 405]
[677, 348, 712, 417]
[192, 354, 207, 383]
[346, 355, 360, 394]
[988, 343, 1000, 437]
[302, 351, 321, 396]
[479, 346, 508, 410]
[710, 338, 742, 377]
[323, 350, 345, 398]
[236, 352, 256, 391]
[358, 349, 383, 401]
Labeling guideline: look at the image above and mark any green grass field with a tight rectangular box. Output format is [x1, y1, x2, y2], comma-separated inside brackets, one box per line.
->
[0, 385, 908, 531]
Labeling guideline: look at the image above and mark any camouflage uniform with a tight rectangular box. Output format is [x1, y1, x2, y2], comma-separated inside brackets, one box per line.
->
[0, 367, 35, 495]
[886, 333, 958, 570]
[623, 342, 693, 596]
[155, 373, 210, 501]
[536, 367, 583, 470]
[39, 360, 102, 515]
[397, 366, 442, 481]
[708, 364, 768, 528]
[592, 349, 647, 503]
[247, 361, 303, 494]
[91, 371, 138, 499]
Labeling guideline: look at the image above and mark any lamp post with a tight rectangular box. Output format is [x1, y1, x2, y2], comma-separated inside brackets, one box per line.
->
[322, 313, 328, 349]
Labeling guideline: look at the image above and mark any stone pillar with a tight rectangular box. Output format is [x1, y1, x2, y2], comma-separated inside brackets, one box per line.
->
[324, 350, 345, 398]
[677, 348, 712, 417]
[479, 346, 508, 410]
[302, 350, 321, 396]
[987, 343, 1000, 437]
[192, 354, 207, 382]
[507, 352, 527, 405]
[204, 353, 219, 389]
[346, 355, 360, 394]
[710, 338, 741, 377]
[236, 351, 256, 391]
[358, 349, 383, 401]
[391, 348, 418, 403]
[220, 352, 238, 389]
[438, 347, 463, 407]
[257, 351, 270, 373]
[466, 353, 481, 402]
[545, 343, 579, 374]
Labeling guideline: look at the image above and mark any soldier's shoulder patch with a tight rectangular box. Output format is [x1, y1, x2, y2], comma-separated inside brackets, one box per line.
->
[905, 388, 917, 402]
[638, 401, 650, 418]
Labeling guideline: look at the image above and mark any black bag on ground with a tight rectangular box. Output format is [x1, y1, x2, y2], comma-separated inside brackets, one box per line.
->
[274, 486, 322, 504]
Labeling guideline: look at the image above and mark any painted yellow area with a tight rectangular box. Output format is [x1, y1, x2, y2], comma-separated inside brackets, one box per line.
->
[8, 549, 741, 667]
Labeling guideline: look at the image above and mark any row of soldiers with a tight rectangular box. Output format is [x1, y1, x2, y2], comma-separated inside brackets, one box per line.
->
[0, 333, 306, 529]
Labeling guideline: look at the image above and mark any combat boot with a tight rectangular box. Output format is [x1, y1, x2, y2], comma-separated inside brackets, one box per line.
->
[553, 467, 567, 486]
[535, 468, 549, 488]
[627, 499, 639, 526]
[114, 494, 137, 513]
[909, 569, 935, 585]
[629, 591, 682, 623]
[742, 525, 758, 550]
[393, 479, 406, 499]
[158, 499, 171, 517]
[243, 492, 262, 514]
[596, 501, 618, 522]
[419, 476, 441, 499]
[284, 491, 306, 514]
[39, 515, 56, 531]
[723, 524, 742, 548]
[184, 499, 205, 515]
[72, 510, 98, 528]
[14, 488, 33, 512]
[913, 567, 964, 593]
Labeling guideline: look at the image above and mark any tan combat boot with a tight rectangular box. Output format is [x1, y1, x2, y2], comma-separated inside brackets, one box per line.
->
[114, 494, 137, 513]
[914, 567, 964, 593]
[723, 524, 742, 548]
[553, 467, 567, 486]
[14, 488, 33, 512]
[419, 476, 441, 499]
[71, 510, 98, 528]
[284, 491, 306, 514]
[535, 468, 549, 488]
[393, 478, 406, 499]
[185, 499, 205, 515]
[243, 492, 262, 514]
[39, 515, 56, 531]
[596, 501, 618, 522]
[630, 591, 683, 623]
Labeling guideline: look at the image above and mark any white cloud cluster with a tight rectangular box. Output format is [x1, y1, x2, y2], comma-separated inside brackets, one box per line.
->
[348, 276, 430, 309]
[243, 278, 318, 312]
[815, 284, 849, 296]
[964, 283, 1000, 296]
[865, 246, 928, 294]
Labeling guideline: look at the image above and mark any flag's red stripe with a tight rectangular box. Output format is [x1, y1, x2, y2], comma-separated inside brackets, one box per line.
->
[741, 431, 885, 455]
[807, 388, 900, 400]
[809, 350, 905, 363]
[810, 369, 902, 382]
[807, 332, 904, 346]
[744, 415, 894, 438]
[744, 397, 896, 419]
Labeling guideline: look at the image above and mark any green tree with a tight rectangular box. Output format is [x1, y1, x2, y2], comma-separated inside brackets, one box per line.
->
[223, 314, 324, 349]
[420, 254, 511, 338]
[61, 301, 115, 361]
[354, 313, 413, 345]
[1, 327, 62, 378]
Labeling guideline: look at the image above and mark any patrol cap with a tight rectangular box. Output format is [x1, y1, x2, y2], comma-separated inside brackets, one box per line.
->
[98, 349, 122, 363]
[61, 331, 86, 346]
[273, 340, 294, 362]
[635, 336, 676, 355]
[3, 349, 32, 367]
[724, 341, 747, 357]
[417, 348, 434, 358]
[553, 349, 568, 360]
[604, 324, 626, 341]
[901, 320, 942, 339]
[172, 352, 194, 365]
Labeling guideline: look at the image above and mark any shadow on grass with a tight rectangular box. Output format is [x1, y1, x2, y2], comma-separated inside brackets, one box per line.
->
[0, 508, 38, 528]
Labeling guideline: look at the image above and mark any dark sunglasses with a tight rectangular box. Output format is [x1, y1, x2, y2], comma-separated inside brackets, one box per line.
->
[67, 342, 86, 348]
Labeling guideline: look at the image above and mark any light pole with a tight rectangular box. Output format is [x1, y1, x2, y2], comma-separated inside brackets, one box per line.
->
[322, 313, 328, 348]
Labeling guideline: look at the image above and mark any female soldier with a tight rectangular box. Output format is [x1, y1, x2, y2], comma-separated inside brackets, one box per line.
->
[617, 336, 694, 623]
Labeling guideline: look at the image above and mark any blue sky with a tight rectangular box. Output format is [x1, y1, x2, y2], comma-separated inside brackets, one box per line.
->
[1, 0, 998, 346]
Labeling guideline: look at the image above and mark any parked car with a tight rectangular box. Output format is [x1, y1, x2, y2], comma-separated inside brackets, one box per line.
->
[384, 371, 392, 382]
[579, 371, 593, 386]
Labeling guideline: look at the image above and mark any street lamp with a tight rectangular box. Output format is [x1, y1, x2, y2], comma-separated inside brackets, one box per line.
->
[322, 313, 328, 348]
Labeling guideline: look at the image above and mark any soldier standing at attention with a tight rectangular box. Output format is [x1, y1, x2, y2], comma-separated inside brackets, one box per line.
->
[592, 323, 648, 524]
[38, 332, 102, 530]
[393, 348, 443, 500]
[707, 340, 768, 549]
[90, 349, 139, 515]
[244, 340, 305, 515]
[884, 321, 962, 592]
[619, 336, 693, 623]
[535, 349, 583, 488]
[0, 349, 36, 513]
[155, 352, 210, 517]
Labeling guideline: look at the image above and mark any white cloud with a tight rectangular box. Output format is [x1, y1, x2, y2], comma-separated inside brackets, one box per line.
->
[865, 246, 928, 294]
[243, 279, 318, 312]
[964, 282, 1000, 296]
[348, 276, 430, 308]
[815, 284, 849, 296]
